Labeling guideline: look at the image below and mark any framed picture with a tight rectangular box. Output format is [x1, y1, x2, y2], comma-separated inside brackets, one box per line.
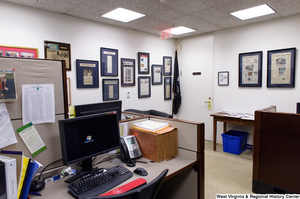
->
[138, 52, 150, 74]
[138, 76, 151, 98]
[239, 51, 262, 87]
[44, 40, 71, 70]
[218, 71, 229, 86]
[102, 79, 119, 101]
[76, 59, 99, 88]
[100, 47, 118, 76]
[267, 48, 296, 88]
[121, 58, 135, 86]
[152, 64, 162, 85]
[0, 45, 38, 58]
[67, 77, 71, 105]
[163, 56, 172, 76]
[164, 77, 172, 100]
[0, 69, 17, 102]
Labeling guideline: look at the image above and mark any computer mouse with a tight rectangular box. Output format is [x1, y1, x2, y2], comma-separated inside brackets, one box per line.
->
[133, 167, 148, 176]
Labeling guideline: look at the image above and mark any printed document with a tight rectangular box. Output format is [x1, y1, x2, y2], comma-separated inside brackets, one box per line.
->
[0, 103, 17, 148]
[22, 84, 55, 125]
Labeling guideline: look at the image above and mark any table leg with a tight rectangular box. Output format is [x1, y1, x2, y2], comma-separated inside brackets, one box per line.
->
[223, 122, 227, 133]
[213, 118, 217, 151]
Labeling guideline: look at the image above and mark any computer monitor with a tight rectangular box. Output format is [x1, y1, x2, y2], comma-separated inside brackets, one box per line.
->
[58, 112, 120, 173]
[75, 101, 122, 121]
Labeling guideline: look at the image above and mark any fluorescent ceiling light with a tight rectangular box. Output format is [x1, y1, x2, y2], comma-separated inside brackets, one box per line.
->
[101, 7, 145, 23]
[230, 4, 276, 20]
[171, 26, 196, 35]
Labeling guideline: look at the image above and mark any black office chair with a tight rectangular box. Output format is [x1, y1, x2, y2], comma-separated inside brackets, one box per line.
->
[86, 169, 168, 199]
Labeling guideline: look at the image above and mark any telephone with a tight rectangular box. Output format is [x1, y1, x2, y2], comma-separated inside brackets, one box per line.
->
[119, 135, 142, 167]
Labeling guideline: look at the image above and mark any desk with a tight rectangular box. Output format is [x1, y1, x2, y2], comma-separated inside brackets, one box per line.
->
[210, 113, 255, 151]
[31, 155, 198, 199]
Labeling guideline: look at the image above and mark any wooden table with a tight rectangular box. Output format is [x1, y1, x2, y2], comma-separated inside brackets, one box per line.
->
[210, 113, 255, 151]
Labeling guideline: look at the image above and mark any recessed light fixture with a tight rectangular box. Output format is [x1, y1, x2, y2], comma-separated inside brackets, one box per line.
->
[171, 26, 196, 35]
[230, 4, 276, 20]
[101, 7, 145, 23]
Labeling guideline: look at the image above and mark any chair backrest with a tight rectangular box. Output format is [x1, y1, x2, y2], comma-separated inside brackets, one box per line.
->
[88, 169, 169, 199]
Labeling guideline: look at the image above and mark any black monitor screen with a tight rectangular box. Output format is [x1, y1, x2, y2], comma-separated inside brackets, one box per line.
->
[59, 113, 120, 169]
[75, 101, 122, 121]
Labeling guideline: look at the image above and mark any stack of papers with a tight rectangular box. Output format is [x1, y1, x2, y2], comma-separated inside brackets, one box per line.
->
[133, 120, 169, 132]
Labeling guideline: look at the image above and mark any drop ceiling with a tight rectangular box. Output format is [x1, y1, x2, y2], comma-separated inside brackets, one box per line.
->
[3, 0, 300, 39]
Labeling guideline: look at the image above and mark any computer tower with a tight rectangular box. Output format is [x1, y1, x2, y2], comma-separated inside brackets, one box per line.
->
[0, 161, 7, 199]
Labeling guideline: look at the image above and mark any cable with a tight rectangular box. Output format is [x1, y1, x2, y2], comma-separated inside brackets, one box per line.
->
[94, 153, 120, 166]
[38, 158, 62, 180]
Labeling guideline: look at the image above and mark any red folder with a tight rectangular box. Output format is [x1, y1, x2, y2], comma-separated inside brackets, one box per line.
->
[100, 178, 147, 196]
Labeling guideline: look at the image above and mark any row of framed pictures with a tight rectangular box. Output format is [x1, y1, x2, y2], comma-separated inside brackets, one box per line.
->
[218, 47, 296, 88]
[98, 77, 172, 101]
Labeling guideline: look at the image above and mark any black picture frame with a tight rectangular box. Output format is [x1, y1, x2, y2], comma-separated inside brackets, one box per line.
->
[100, 47, 118, 76]
[152, 64, 162, 85]
[267, 48, 296, 88]
[76, 59, 99, 88]
[44, 40, 71, 71]
[163, 56, 172, 76]
[138, 76, 151, 98]
[164, 77, 172, 100]
[138, 52, 150, 74]
[121, 58, 135, 86]
[239, 51, 262, 87]
[102, 79, 119, 101]
[218, 71, 229, 86]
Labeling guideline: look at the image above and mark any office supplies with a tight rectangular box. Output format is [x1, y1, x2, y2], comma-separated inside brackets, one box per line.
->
[134, 160, 148, 164]
[133, 168, 148, 176]
[29, 192, 42, 196]
[0, 155, 17, 199]
[20, 160, 40, 199]
[133, 120, 169, 132]
[100, 178, 147, 196]
[68, 165, 133, 199]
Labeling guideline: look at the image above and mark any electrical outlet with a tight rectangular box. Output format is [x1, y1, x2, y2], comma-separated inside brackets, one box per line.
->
[127, 91, 130, 98]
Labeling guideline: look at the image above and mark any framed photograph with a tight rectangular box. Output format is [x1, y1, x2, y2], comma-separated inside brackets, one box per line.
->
[44, 40, 71, 70]
[101, 47, 118, 76]
[152, 64, 162, 85]
[76, 59, 99, 88]
[102, 79, 119, 101]
[267, 48, 296, 88]
[239, 51, 262, 87]
[0, 69, 17, 102]
[138, 76, 151, 98]
[163, 56, 172, 76]
[67, 77, 71, 105]
[0, 45, 38, 58]
[121, 58, 135, 86]
[138, 52, 150, 74]
[218, 71, 229, 86]
[164, 77, 172, 100]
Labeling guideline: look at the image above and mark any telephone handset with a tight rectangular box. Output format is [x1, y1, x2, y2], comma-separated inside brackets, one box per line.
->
[119, 135, 142, 167]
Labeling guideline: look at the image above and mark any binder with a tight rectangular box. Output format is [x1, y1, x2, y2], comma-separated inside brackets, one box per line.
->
[19, 161, 37, 199]
[17, 156, 29, 198]
[0, 161, 7, 199]
[0, 155, 17, 199]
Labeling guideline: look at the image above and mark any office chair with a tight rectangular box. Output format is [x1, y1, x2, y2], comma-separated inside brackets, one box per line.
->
[86, 169, 168, 199]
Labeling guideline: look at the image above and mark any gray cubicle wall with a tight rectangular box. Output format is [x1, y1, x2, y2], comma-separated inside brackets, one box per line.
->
[0, 57, 67, 168]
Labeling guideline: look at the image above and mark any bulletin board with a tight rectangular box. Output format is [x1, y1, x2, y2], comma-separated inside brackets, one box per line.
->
[0, 56, 67, 168]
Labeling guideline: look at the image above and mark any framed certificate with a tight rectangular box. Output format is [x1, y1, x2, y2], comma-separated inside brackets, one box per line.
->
[218, 71, 229, 86]
[239, 51, 262, 87]
[76, 59, 99, 88]
[44, 40, 71, 70]
[152, 64, 162, 85]
[121, 58, 135, 86]
[267, 48, 296, 88]
[138, 76, 151, 98]
[163, 56, 172, 76]
[102, 79, 119, 101]
[164, 77, 172, 100]
[138, 52, 150, 74]
[101, 47, 118, 76]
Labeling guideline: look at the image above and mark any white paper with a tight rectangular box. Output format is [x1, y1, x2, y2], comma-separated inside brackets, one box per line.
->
[0, 103, 17, 148]
[107, 55, 112, 74]
[119, 122, 128, 137]
[22, 84, 55, 125]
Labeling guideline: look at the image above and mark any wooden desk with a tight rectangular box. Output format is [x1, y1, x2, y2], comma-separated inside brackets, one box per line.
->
[31, 155, 198, 199]
[210, 113, 255, 151]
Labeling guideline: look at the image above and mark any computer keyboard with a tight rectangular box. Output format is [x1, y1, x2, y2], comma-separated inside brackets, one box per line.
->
[68, 165, 133, 199]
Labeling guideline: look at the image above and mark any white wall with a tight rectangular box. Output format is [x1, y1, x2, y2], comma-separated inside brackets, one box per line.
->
[0, 1, 175, 114]
[213, 14, 300, 143]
